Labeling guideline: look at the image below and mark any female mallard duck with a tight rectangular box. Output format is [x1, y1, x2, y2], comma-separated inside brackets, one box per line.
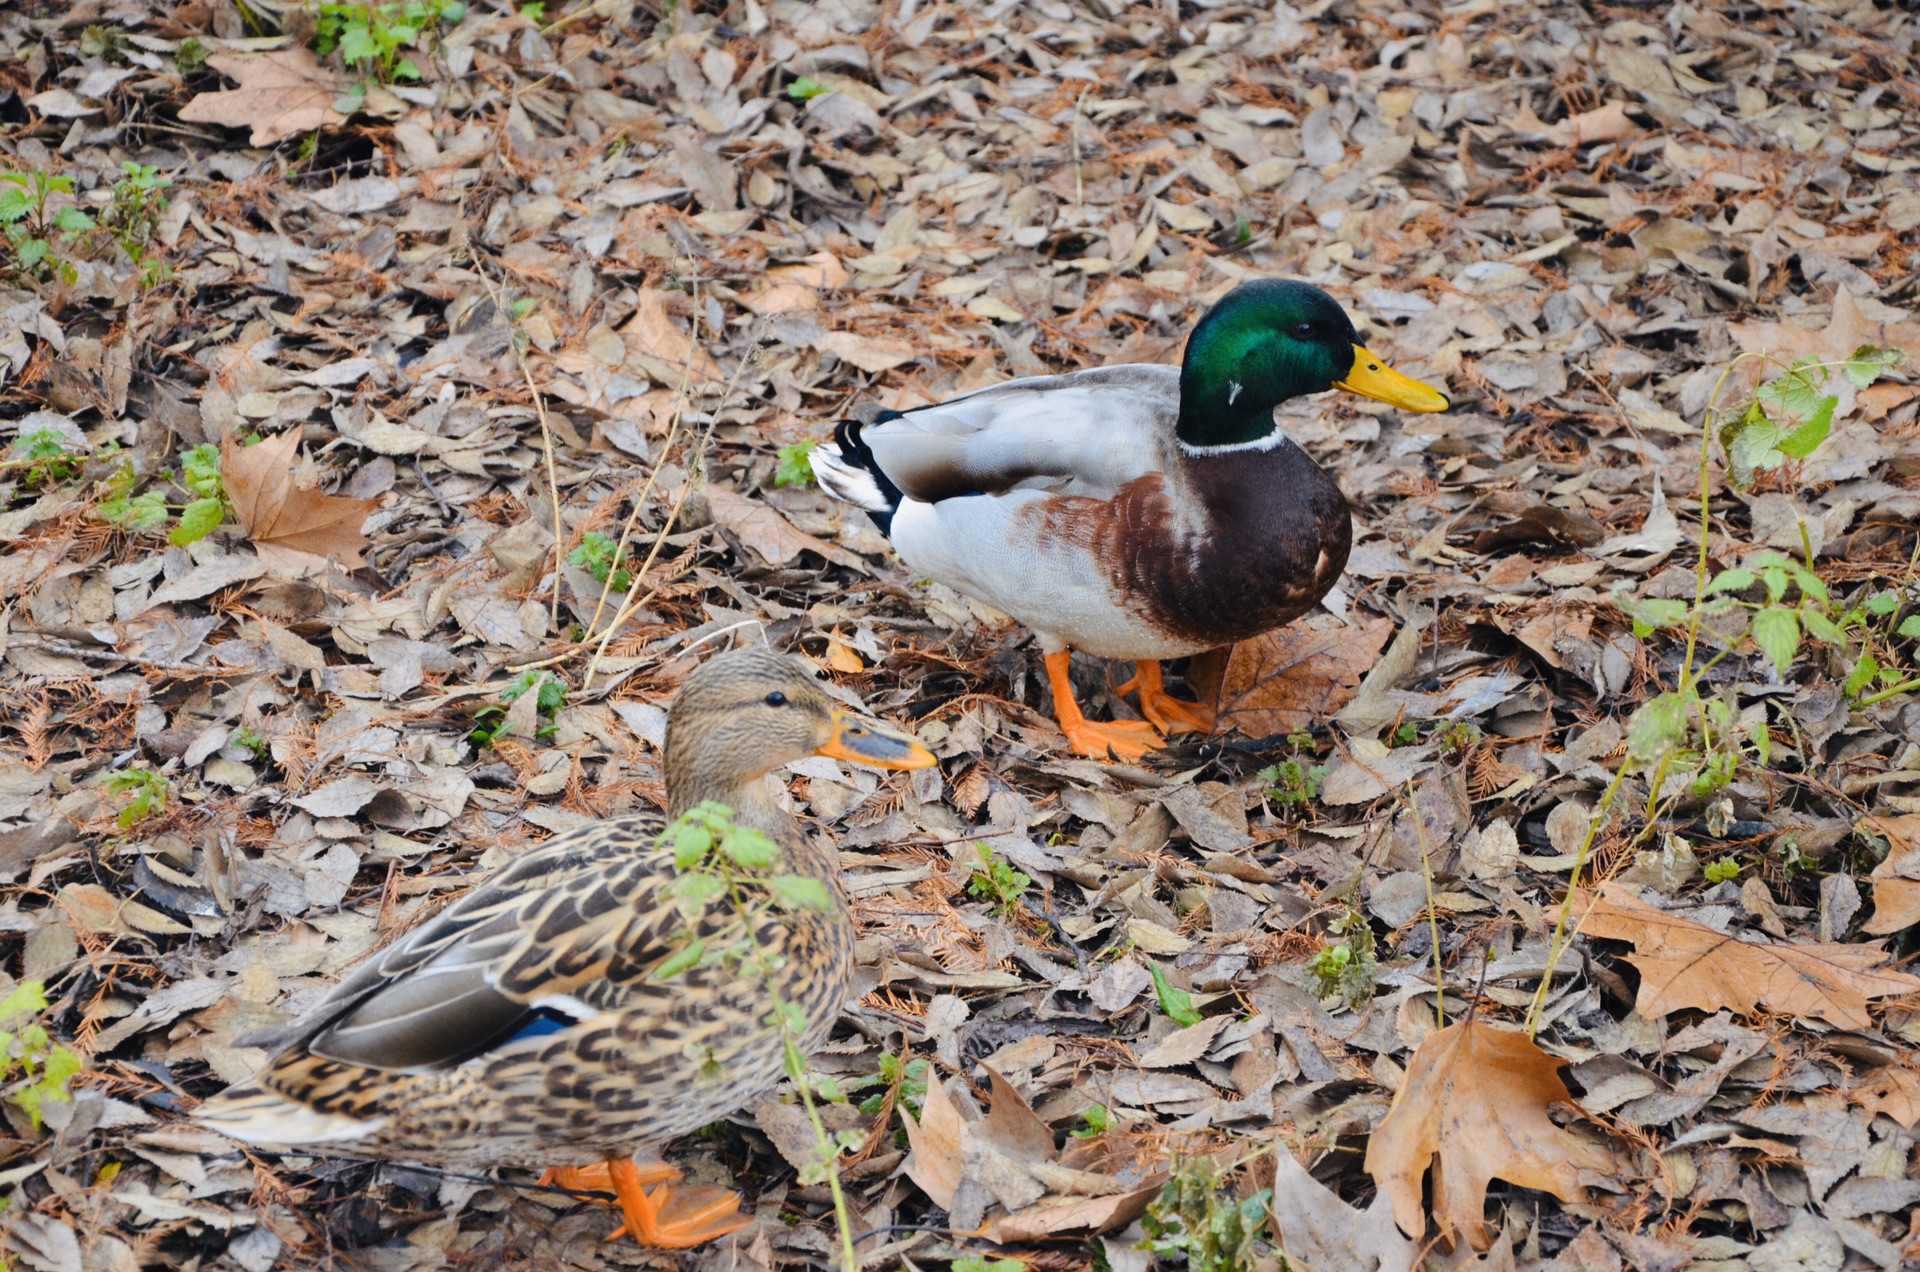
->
[197, 649, 935, 1248]
[811, 279, 1449, 761]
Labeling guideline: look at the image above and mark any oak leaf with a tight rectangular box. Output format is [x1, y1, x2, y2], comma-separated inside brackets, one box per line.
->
[1187, 616, 1393, 738]
[1577, 882, 1920, 1030]
[222, 430, 377, 576]
[177, 50, 349, 148]
[1364, 1019, 1612, 1251]
[1861, 814, 1920, 935]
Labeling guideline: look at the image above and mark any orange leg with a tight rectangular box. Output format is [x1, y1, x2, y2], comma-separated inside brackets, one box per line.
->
[539, 1158, 750, 1248]
[1113, 660, 1215, 736]
[1043, 650, 1163, 762]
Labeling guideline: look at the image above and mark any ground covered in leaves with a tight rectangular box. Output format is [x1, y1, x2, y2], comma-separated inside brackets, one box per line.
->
[3, 0, 1920, 1269]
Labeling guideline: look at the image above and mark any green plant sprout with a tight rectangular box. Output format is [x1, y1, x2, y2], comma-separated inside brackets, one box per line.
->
[105, 161, 173, 288]
[2, 982, 82, 1131]
[1258, 755, 1325, 810]
[0, 170, 95, 283]
[966, 841, 1031, 917]
[1704, 857, 1741, 884]
[1140, 1156, 1272, 1272]
[568, 530, 633, 593]
[787, 76, 828, 101]
[657, 801, 862, 1272]
[846, 1050, 929, 1118]
[774, 439, 819, 488]
[100, 767, 171, 829]
[95, 443, 229, 546]
[8, 429, 84, 488]
[314, 0, 466, 85]
[1071, 1103, 1110, 1139]
[1526, 341, 1908, 1038]
[1308, 904, 1377, 1010]
[469, 670, 567, 748]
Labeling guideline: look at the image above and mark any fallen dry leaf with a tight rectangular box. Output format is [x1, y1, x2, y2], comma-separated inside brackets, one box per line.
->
[177, 50, 349, 147]
[1577, 882, 1920, 1030]
[620, 289, 725, 383]
[222, 430, 378, 576]
[1270, 1148, 1418, 1272]
[814, 330, 919, 373]
[1190, 616, 1393, 737]
[1861, 814, 1920, 935]
[704, 485, 865, 571]
[1855, 1063, 1920, 1129]
[1364, 1018, 1613, 1251]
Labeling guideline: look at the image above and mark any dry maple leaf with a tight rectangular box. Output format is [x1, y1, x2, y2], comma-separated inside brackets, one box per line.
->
[177, 50, 349, 148]
[1861, 814, 1920, 935]
[1364, 1018, 1613, 1251]
[222, 430, 377, 576]
[1187, 616, 1393, 737]
[1576, 882, 1920, 1030]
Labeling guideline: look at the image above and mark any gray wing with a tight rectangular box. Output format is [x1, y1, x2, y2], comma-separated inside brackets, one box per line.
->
[860, 364, 1182, 503]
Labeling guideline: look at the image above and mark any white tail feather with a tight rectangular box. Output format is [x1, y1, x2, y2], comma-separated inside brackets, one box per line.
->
[810, 444, 891, 512]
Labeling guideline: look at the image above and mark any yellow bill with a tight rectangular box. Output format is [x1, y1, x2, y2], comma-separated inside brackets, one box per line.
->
[816, 709, 937, 770]
[1335, 345, 1451, 412]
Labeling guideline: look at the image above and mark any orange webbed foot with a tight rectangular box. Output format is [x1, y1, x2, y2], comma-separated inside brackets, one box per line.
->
[1114, 661, 1215, 736]
[1044, 650, 1165, 762]
[604, 1158, 750, 1248]
[539, 1159, 677, 1195]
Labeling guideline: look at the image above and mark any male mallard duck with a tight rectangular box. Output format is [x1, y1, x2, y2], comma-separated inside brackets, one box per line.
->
[197, 649, 935, 1248]
[812, 279, 1449, 761]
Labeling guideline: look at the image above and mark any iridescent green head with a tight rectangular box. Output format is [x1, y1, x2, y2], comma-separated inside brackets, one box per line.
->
[1176, 280, 1449, 449]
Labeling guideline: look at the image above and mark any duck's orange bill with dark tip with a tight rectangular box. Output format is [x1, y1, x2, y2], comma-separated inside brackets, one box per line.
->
[816, 710, 937, 770]
[1334, 345, 1451, 413]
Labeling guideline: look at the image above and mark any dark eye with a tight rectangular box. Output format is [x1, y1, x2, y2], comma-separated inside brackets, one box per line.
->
[1292, 322, 1316, 339]
[763, 691, 787, 707]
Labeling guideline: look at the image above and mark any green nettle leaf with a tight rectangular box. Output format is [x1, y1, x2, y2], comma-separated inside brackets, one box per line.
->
[16, 236, 49, 268]
[1845, 654, 1881, 699]
[1865, 591, 1899, 617]
[670, 872, 726, 915]
[170, 497, 225, 546]
[1706, 568, 1756, 595]
[52, 206, 95, 234]
[340, 27, 378, 63]
[1627, 690, 1692, 763]
[0, 187, 30, 222]
[1776, 395, 1834, 459]
[652, 939, 706, 980]
[768, 874, 832, 912]
[394, 58, 422, 80]
[1798, 607, 1844, 645]
[1900, 615, 1920, 640]
[669, 824, 712, 870]
[1843, 345, 1903, 388]
[0, 981, 50, 1018]
[1751, 606, 1800, 676]
[1613, 594, 1689, 630]
[720, 826, 780, 869]
[1148, 962, 1203, 1027]
[774, 439, 818, 488]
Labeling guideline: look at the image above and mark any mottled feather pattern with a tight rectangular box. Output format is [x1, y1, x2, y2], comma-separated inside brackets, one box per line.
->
[202, 816, 852, 1169]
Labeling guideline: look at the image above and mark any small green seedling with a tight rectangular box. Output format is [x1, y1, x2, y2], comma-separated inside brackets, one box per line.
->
[2, 982, 82, 1131]
[1258, 756, 1325, 810]
[787, 76, 828, 101]
[966, 841, 1031, 917]
[1308, 905, 1377, 1011]
[568, 530, 633, 594]
[775, 439, 819, 488]
[315, 0, 467, 84]
[1703, 857, 1741, 884]
[847, 1050, 930, 1117]
[1071, 1104, 1110, 1139]
[0, 170, 95, 282]
[470, 670, 567, 748]
[1141, 1156, 1272, 1272]
[100, 768, 170, 829]
[9, 429, 83, 488]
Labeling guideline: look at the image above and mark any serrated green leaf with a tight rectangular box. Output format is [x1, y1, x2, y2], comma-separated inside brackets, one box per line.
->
[669, 823, 711, 870]
[768, 874, 832, 912]
[720, 826, 780, 869]
[339, 27, 378, 63]
[1148, 962, 1202, 1027]
[0, 187, 29, 222]
[1613, 594, 1689, 630]
[1900, 615, 1920, 639]
[1845, 654, 1880, 699]
[1843, 345, 1902, 388]
[170, 497, 225, 546]
[1865, 591, 1899, 617]
[0, 981, 49, 1021]
[1776, 395, 1834, 458]
[51, 206, 94, 233]
[1751, 606, 1800, 676]
[1799, 607, 1844, 645]
[1627, 690, 1693, 763]
[1705, 568, 1756, 595]
[670, 872, 725, 915]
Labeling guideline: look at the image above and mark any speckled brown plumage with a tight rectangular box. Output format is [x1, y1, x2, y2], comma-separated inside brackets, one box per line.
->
[197, 650, 935, 1244]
